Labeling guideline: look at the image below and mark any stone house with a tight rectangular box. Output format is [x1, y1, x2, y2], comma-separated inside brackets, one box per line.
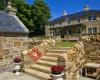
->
[45, 5, 100, 40]
[0, 2, 29, 70]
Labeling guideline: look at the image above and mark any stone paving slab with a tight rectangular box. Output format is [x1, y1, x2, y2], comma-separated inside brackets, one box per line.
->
[0, 72, 39, 80]
[79, 77, 95, 80]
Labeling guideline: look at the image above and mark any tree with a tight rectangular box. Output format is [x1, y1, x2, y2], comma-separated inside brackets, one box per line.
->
[0, 0, 51, 36]
[13, 0, 33, 31]
[31, 0, 51, 36]
[0, 0, 8, 10]
[0, 0, 33, 32]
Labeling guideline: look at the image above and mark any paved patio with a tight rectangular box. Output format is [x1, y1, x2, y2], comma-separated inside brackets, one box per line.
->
[0, 72, 39, 80]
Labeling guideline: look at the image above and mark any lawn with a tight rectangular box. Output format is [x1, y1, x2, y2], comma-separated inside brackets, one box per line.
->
[55, 41, 76, 48]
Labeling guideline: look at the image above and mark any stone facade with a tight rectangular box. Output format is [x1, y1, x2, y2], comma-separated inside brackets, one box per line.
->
[0, 2, 29, 72]
[0, 36, 29, 71]
[45, 8, 100, 38]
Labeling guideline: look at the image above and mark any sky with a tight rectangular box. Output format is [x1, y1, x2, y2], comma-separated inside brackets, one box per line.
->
[26, 0, 100, 20]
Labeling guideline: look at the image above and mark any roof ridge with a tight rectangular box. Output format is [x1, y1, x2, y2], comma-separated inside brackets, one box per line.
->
[50, 9, 100, 23]
[13, 16, 29, 33]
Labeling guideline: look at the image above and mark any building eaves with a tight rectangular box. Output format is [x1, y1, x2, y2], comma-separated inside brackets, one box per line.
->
[49, 10, 100, 23]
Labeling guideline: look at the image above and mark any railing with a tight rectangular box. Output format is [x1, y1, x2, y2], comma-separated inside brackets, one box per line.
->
[63, 34, 81, 41]
[62, 33, 100, 41]
[82, 33, 100, 41]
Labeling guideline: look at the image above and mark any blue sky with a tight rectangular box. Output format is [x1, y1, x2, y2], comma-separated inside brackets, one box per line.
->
[26, 0, 100, 20]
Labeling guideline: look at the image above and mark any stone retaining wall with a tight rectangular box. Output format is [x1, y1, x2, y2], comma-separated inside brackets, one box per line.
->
[82, 34, 100, 63]
[62, 34, 100, 80]
[0, 36, 29, 70]
[62, 41, 85, 80]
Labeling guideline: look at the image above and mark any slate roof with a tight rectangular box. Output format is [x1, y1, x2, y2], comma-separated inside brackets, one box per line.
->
[50, 10, 100, 23]
[0, 11, 29, 34]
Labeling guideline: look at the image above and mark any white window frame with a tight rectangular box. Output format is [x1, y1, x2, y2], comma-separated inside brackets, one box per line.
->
[88, 27, 97, 34]
[88, 15, 97, 21]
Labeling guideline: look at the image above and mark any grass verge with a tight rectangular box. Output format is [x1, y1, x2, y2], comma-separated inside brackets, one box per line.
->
[55, 41, 76, 48]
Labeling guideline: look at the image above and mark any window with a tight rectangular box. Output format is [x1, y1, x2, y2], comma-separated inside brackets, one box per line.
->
[88, 28, 92, 33]
[88, 15, 97, 21]
[93, 15, 97, 20]
[88, 27, 97, 33]
[88, 16, 92, 21]
[77, 18, 80, 22]
[93, 27, 97, 33]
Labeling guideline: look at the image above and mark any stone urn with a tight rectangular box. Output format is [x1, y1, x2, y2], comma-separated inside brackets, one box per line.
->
[51, 65, 64, 80]
[13, 55, 22, 75]
[51, 72, 64, 80]
[14, 63, 21, 75]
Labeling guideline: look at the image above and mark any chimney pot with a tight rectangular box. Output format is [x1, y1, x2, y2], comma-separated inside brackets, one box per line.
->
[63, 10, 67, 16]
[84, 5, 89, 11]
[7, 2, 16, 16]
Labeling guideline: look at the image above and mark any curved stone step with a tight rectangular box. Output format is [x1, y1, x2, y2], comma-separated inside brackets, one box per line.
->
[37, 60, 57, 67]
[41, 56, 58, 62]
[24, 69, 51, 80]
[48, 49, 67, 53]
[45, 53, 62, 57]
[30, 64, 50, 74]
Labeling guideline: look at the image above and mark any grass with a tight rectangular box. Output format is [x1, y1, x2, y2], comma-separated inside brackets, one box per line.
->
[55, 41, 76, 48]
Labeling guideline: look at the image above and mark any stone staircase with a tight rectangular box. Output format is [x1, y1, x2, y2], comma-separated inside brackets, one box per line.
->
[24, 48, 69, 80]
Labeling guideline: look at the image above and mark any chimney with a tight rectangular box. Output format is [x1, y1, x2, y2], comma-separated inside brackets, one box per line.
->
[84, 5, 89, 11]
[63, 10, 67, 16]
[7, 2, 16, 16]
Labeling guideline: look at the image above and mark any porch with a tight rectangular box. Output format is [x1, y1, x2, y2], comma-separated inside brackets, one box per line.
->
[51, 24, 86, 41]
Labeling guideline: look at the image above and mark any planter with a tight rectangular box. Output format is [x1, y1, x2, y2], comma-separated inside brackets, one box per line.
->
[51, 72, 64, 80]
[14, 63, 21, 75]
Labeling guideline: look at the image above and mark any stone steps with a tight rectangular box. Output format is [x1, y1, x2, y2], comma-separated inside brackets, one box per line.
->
[45, 52, 62, 57]
[25, 69, 51, 80]
[24, 48, 68, 80]
[30, 64, 50, 74]
[48, 49, 67, 53]
[41, 56, 58, 62]
[36, 60, 57, 67]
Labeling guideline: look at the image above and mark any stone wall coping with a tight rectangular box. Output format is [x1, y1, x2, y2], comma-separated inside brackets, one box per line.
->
[85, 63, 100, 67]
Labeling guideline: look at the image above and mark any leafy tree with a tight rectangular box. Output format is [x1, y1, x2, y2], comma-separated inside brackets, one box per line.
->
[31, 0, 51, 36]
[13, 0, 33, 31]
[0, 0, 8, 10]
[0, 0, 51, 36]
[0, 0, 33, 32]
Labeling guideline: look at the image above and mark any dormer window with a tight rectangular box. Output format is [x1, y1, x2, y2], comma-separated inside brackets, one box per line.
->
[88, 15, 97, 21]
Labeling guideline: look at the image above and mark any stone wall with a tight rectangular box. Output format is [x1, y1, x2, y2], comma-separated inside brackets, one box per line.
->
[62, 41, 85, 80]
[61, 34, 100, 80]
[82, 34, 100, 63]
[0, 36, 29, 71]
[84, 42, 100, 63]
